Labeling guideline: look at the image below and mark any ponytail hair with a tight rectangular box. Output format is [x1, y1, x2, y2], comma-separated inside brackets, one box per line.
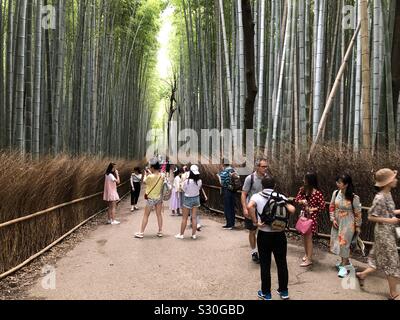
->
[189, 171, 201, 185]
[336, 174, 355, 202]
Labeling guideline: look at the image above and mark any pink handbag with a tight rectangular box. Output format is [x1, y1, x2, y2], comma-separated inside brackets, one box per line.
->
[295, 212, 313, 235]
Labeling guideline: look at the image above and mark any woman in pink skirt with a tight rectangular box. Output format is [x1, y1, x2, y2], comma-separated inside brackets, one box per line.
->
[104, 163, 121, 225]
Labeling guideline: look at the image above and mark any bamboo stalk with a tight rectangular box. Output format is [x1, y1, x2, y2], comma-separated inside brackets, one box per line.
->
[361, 0, 372, 151]
[309, 23, 361, 159]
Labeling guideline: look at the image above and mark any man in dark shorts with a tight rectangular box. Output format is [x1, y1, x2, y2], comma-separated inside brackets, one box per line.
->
[241, 158, 270, 263]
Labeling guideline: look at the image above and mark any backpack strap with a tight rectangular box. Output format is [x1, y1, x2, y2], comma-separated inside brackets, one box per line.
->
[336, 190, 356, 215]
[249, 172, 255, 192]
[334, 189, 340, 201]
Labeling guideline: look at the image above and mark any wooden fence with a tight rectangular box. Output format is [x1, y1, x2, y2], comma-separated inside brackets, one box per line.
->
[202, 184, 383, 247]
[0, 181, 130, 279]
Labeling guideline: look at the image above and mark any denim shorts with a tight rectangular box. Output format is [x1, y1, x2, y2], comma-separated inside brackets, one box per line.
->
[183, 195, 200, 209]
[147, 197, 162, 208]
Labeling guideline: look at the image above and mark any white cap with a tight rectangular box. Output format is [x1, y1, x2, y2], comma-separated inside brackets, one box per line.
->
[190, 165, 200, 175]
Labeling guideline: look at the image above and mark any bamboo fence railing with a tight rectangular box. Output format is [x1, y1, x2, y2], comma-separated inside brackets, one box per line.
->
[201, 184, 397, 249]
[0, 181, 130, 279]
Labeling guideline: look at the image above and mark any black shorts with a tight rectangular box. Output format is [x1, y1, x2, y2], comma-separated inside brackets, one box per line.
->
[245, 218, 258, 231]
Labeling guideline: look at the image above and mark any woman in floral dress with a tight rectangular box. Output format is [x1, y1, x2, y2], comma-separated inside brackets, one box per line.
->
[356, 169, 400, 300]
[295, 172, 326, 267]
[329, 174, 362, 278]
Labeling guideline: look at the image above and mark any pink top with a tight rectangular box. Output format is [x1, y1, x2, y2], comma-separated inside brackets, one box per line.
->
[103, 174, 120, 202]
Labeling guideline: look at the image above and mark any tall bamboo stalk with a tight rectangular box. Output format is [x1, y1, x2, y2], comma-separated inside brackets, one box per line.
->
[218, 0, 235, 130]
[15, 0, 27, 152]
[361, 0, 371, 151]
[256, 0, 265, 148]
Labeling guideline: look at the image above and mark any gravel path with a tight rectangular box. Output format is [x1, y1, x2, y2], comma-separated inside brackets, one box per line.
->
[27, 197, 389, 300]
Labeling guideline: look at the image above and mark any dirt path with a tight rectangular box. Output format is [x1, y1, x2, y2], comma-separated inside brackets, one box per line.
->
[28, 197, 389, 300]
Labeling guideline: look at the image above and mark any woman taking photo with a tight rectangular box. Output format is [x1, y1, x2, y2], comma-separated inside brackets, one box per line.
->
[329, 174, 362, 278]
[356, 169, 400, 300]
[130, 167, 143, 212]
[175, 165, 202, 240]
[103, 163, 121, 225]
[134, 160, 164, 238]
[170, 167, 182, 216]
[295, 172, 325, 267]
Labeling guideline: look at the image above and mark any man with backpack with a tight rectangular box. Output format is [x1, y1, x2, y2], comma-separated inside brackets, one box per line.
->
[241, 159, 270, 264]
[247, 176, 295, 300]
[217, 161, 240, 229]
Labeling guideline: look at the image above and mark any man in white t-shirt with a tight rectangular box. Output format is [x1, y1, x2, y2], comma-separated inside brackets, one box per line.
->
[247, 176, 295, 301]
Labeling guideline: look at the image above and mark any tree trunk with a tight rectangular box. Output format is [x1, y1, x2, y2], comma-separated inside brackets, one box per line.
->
[241, 0, 257, 148]
[218, 0, 235, 130]
[24, 0, 33, 154]
[6, 0, 13, 148]
[392, 0, 400, 113]
[309, 23, 361, 159]
[15, 0, 27, 152]
[53, 0, 64, 154]
[354, 0, 362, 152]
[360, 0, 371, 151]
[312, 0, 326, 141]
[33, 0, 42, 159]
[237, 0, 245, 130]
[256, 0, 265, 148]
[0, 0, 4, 148]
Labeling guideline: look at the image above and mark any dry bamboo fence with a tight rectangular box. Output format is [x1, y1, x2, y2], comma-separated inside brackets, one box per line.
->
[0, 181, 130, 278]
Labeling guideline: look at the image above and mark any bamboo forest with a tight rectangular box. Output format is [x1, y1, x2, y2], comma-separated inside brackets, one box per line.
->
[0, 0, 399, 160]
[1, 0, 400, 302]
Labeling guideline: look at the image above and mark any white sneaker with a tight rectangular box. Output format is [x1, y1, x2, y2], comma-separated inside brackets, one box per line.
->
[134, 206, 139, 210]
[338, 264, 353, 278]
[197, 224, 202, 231]
[175, 234, 184, 239]
[191, 235, 197, 240]
[111, 220, 120, 225]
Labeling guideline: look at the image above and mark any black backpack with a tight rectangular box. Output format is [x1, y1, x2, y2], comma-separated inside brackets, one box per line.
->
[227, 172, 242, 192]
[258, 191, 289, 231]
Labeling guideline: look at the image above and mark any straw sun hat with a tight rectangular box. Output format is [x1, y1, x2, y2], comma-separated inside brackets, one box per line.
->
[374, 168, 398, 187]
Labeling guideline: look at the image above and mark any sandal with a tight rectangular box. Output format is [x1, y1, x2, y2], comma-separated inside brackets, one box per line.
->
[157, 232, 163, 238]
[388, 294, 400, 300]
[134, 232, 144, 239]
[356, 273, 365, 287]
[300, 260, 313, 267]
[302, 256, 307, 262]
